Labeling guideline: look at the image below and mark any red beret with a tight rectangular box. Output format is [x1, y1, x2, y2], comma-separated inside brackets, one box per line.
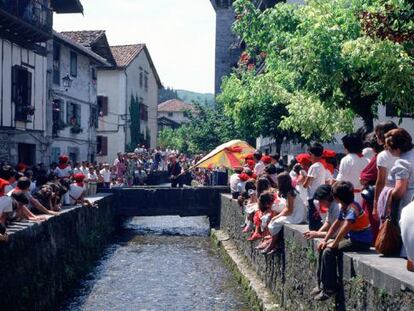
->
[323, 149, 336, 158]
[238, 173, 250, 182]
[247, 160, 255, 170]
[261, 156, 272, 164]
[244, 153, 254, 160]
[296, 153, 312, 166]
[59, 155, 69, 162]
[73, 173, 85, 182]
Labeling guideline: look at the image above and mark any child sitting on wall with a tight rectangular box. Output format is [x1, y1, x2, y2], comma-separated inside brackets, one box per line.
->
[312, 181, 372, 301]
[260, 172, 306, 254]
[247, 178, 272, 241]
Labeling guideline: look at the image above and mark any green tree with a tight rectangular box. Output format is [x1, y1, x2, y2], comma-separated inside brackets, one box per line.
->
[222, 0, 414, 141]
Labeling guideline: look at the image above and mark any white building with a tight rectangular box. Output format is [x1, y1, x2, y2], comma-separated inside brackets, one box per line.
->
[0, 0, 83, 165]
[96, 44, 162, 163]
[157, 99, 195, 131]
[58, 31, 162, 164]
[48, 31, 109, 164]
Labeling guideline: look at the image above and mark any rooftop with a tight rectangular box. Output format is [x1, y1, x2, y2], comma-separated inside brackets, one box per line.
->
[110, 44, 145, 68]
[60, 30, 105, 47]
[158, 99, 196, 113]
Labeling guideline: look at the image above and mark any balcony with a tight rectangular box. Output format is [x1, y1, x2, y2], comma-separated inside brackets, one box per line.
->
[0, 0, 53, 52]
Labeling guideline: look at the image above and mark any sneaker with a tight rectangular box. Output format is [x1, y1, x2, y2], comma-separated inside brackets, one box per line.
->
[310, 287, 322, 296]
[247, 232, 262, 241]
[314, 291, 335, 301]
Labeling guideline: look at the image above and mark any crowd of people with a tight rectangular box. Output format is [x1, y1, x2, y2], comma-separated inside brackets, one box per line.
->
[231, 121, 414, 301]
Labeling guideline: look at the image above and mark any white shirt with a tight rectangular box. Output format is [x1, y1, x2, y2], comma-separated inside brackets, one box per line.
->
[337, 154, 369, 191]
[307, 162, 327, 199]
[100, 169, 111, 183]
[87, 172, 98, 182]
[362, 147, 375, 161]
[69, 184, 85, 205]
[0, 196, 13, 214]
[73, 167, 83, 175]
[55, 166, 72, 178]
[229, 174, 241, 193]
[254, 161, 265, 176]
[377, 149, 398, 172]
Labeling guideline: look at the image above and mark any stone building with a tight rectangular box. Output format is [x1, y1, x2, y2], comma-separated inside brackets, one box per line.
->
[157, 99, 195, 131]
[0, 0, 83, 165]
[210, 0, 282, 95]
[48, 31, 109, 164]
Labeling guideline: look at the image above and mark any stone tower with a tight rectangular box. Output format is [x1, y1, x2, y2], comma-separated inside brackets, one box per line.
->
[210, 0, 240, 95]
[210, 0, 282, 95]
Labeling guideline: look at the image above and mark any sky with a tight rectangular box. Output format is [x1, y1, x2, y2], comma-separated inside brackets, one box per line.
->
[54, 0, 216, 94]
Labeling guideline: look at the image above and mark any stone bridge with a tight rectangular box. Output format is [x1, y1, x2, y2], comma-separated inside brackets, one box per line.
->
[111, 186, 230, 227]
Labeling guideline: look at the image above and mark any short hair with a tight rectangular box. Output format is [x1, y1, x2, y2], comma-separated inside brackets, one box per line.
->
[308, 143, 324, 157]
[253, 151, 262, 161]
[365, 132, 383, 154]
[313, 184, 334, 202]
[270, 153, 280, 161]
[332, 181, 354, 205]
[17, 177, 31, 190]
[256, 177, 271, 195]
[264, 164, 277, 175]
[0, 165, 16, 180]
[234, 167, 243, 174]
[341, 133, 364, 154]
[258, 191, 274, 212]
[375, 121, 398, 141]
[385, 128, 413, 153]
[11, 191, 29, 205]
[244, 180, 256, 192]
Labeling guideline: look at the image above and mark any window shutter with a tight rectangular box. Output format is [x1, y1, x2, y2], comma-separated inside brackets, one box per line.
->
[67, 102, 71, 124]
[11, 66, 19, 103]
[102, 136, 108, 156]
[76, 104, 81, 125]
[102, 96, 108, 115]
[27, 71, 32, 106]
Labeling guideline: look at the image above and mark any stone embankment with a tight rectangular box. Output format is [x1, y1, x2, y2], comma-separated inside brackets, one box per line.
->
[219, 193, 414, 311]
[0, 194, 114, 311]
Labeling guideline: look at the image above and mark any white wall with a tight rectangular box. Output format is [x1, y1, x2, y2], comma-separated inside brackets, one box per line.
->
[50, 39, 98, 162]
[126, 50, 158, 149]
[158, 111, 189, 124]
[96, 69, 127, 164]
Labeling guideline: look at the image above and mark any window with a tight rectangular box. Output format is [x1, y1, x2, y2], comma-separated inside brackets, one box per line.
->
[70, 51, 77, 77]
[67, 102, 81, 126]
[97, 96, 108, 116]
[139, 69, 143, 88]
[53, 42, 60, 85]
[385, 103, 413, 118]
[90, 106, 98, 128]
[91, 67, 97, 82]
[144, 72, 148, 92]
[140, 103, 148, 121]
[51, 147, 61, 163]
[97, 136, 108, 156]
[12, 65, 32, 122]
[168, 112, 173, 117]
[52, 99, 65, 136]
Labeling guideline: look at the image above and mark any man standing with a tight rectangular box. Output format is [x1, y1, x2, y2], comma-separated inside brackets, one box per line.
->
[168, 155, 182, 188]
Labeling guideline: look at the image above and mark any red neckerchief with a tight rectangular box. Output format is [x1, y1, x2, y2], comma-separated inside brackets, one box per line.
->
[75, 182, 84, 187]
[58, 164, 68, 169]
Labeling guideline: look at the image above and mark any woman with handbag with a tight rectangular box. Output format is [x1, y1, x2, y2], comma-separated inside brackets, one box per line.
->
[359, 133, 383, 243]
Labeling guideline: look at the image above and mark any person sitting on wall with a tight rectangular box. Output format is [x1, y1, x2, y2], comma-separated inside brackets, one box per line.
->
[68, 173, 87, 205]
[312, 181, 372, 301]
[10, 191, 48, 222]
[303, 184, 340, 240]
[168, 155, 183, 188]
[229, 167, 244, 199]
[0, 178, 13, 242]
[8, 177, 58, 216]
[0, 165, 17, 193]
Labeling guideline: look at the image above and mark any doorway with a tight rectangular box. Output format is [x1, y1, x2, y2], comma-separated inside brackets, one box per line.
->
[18, 143, 36, 166]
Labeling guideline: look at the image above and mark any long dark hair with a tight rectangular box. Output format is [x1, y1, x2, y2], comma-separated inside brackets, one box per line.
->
[277, 172, 295, 198]
[256, 177, 271, 195]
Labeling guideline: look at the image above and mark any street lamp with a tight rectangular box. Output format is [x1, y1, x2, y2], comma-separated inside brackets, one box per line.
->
[62, 74, 73, 89]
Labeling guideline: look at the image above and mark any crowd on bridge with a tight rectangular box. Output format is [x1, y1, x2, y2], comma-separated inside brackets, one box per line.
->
[231, 121, 414, 301]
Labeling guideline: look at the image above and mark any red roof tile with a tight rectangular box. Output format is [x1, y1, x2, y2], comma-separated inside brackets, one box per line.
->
[158, 99, 196, 112]
[60, 30, 105, 47]
[110, 44, 145, 68]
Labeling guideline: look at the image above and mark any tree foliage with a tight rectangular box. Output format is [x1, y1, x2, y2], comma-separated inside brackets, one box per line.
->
[218, 0, 414, 142]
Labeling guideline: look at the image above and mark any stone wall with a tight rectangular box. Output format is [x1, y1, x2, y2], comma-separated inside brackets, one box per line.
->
[220, 194, 414, 311]
[0, 194, 114, 311]
[112, 187, 229, 227]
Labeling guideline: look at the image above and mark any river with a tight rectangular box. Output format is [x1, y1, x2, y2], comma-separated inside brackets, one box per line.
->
[60, 216, 250, 311]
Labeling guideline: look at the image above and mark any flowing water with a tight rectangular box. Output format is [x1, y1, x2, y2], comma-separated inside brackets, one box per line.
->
[60, 216, 250, 311]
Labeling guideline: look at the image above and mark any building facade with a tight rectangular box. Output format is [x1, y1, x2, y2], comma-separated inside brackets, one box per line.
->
[48, 32, 109, 164]
[96, 44, 162, 163]
[0, 0, 83, 165]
